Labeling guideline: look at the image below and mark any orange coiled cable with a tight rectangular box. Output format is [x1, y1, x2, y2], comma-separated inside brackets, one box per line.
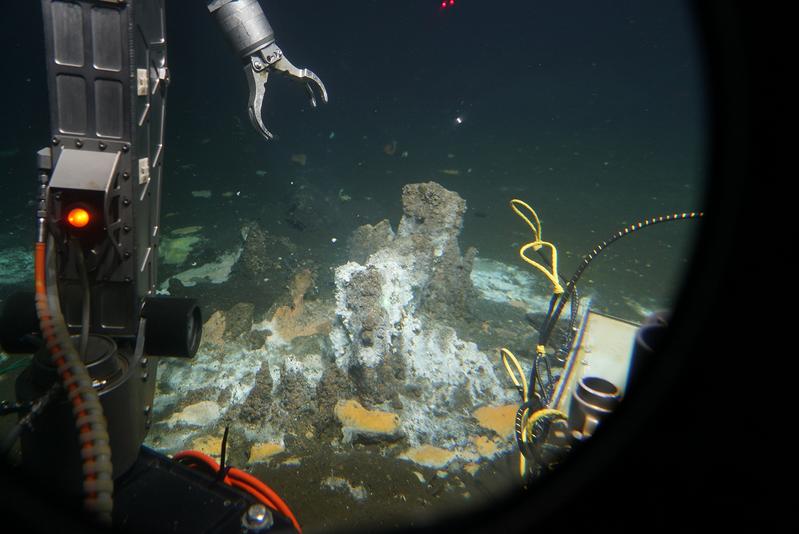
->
[173, 449, 301, 533]
[34, 242, 99, 504]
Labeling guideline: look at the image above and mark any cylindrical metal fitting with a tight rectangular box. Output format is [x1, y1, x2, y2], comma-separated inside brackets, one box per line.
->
[569, 376, 621, 437]
[209, 0, 275, 58]
[242, 503, 274, 531]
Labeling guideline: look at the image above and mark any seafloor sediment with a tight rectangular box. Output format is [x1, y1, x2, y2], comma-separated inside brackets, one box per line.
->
[145, 181, 566, 530]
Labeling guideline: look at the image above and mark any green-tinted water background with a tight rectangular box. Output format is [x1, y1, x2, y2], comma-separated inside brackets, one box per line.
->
[0, 1, 705, 531]
[1, 0, 704, 318]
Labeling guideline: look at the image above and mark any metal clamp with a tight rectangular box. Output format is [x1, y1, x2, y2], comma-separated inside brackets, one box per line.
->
[244, 43, 328, 140]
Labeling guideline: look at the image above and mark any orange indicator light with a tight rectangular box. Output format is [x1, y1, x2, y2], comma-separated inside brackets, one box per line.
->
[67, 207, 91, 228]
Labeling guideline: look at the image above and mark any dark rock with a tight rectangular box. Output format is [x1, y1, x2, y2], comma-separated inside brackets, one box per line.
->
[360, 328, 374, 347]
[342, 266, 393, 353]
[167, 276, 186, 295]
[395, 182, 478, 322]
[233, 221, 297, 286]
[311, 366, 355, 435]
[224, 302, 254, 340]
[389, 394, 403, 411]
[230, 221, 303, 315]
[348, 350, 407, 406]
[237, 365, 274, 425]
[450, 379, 472, 412]
[276, 367, 316, 419]
[245, 330, 267, 350]
[347, 219, 395, 264]
[400, 182, 465, 229]
[288, 332, 328, 358]
[404, 383, 422, 398]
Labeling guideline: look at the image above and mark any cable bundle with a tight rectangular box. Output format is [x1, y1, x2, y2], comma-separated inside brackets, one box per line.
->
[35, 240, 114, 523]
[501, 202, 704, 481]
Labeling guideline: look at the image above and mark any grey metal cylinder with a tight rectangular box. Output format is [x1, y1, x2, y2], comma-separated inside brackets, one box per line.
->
[569, 376, 622, 437]
[209, 0, 275, 58]
[16, 336, 145, 495]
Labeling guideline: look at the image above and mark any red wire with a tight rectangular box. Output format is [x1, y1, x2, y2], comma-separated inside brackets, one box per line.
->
[173, 450, 302, 533]
[228, 479, 278, 512]
[227, 468, 297, 523]
[174, 452, 281, 513]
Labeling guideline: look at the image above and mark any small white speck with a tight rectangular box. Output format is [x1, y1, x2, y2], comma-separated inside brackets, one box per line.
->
[236, 191, 241, 196]
[331, 238, 337, 243]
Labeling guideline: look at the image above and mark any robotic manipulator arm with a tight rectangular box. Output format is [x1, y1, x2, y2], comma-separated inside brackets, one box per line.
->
[208, 0, 329, 140]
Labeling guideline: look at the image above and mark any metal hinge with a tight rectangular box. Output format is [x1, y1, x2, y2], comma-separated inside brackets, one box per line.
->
[137, 69, 148, 96]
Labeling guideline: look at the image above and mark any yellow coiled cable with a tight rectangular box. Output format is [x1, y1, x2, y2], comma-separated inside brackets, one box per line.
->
[501, 200, 567, 479]
[510, 199, 563, 295]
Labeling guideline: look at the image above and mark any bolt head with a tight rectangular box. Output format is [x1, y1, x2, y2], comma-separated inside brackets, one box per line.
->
[243, 503, 274, 530]
[248, 504, 267, 523]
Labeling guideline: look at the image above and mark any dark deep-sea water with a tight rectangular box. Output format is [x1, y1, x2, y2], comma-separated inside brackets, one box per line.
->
[0, 0, 704, 320]
[0, 2, 704, 530]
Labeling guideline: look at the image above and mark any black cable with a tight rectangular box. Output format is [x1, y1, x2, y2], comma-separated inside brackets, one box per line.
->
[558, 291, 581, 358]
[218, 425, 230, 481]
[525, 247, 579, 392]
[537, 286, 578, 355]
[1, 400, 34, 416]
[0, 382, 61, 458]
[514, 399, 539, 461]
[532, 353, 549, 405]
[538, 212, 704, 348]
[70, 239, 90, 359]
[537, 353, 555, 402]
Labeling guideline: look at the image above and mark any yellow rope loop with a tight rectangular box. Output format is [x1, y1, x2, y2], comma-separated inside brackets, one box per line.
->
[500, 348, 528, 401]
[511, 199, 563, 295]
[510, 199, 541, 241]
